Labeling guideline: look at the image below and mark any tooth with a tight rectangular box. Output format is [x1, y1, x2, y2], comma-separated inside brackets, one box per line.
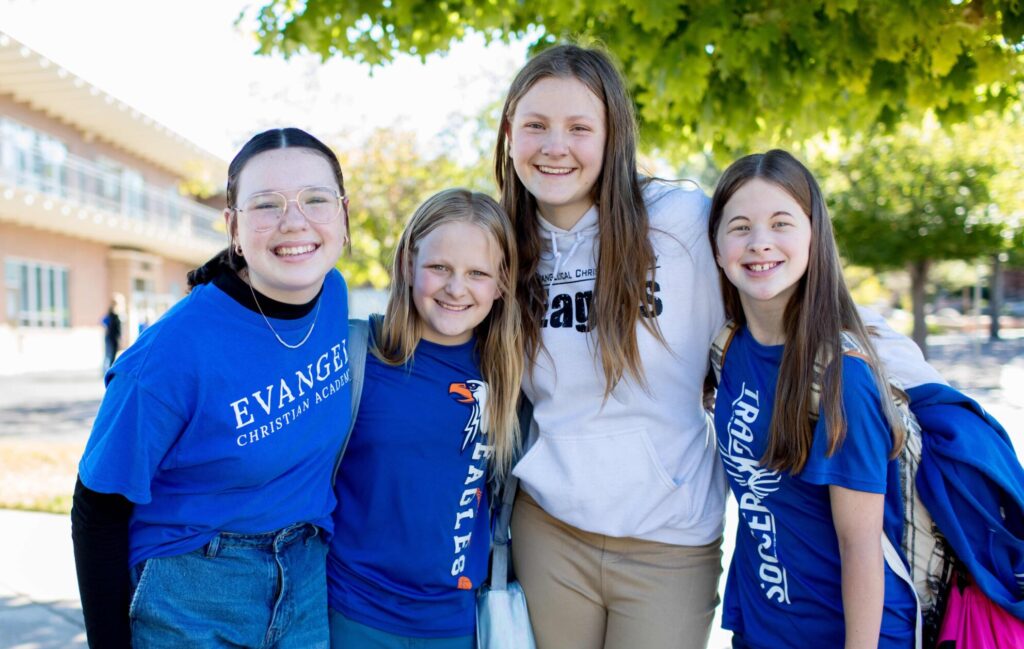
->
[278, 244, 316, 256]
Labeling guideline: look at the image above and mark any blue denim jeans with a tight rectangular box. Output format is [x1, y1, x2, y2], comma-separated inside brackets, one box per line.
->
[130, 523, 328, 649]
[328, 609, 474, 649]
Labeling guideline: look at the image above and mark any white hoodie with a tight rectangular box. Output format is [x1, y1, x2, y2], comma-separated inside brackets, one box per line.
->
[514, 180, 728, 546]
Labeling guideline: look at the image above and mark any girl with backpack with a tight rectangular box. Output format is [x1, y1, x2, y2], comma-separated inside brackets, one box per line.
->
[326, 188, 523, 648]
[72, 127, 352, 647]
[708, 149, 918, 648]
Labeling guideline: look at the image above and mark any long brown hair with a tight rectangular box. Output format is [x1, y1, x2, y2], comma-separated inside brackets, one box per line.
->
[494, 43, 662, 395]
[708, 150, 905, 473]
[376, 188, 523, 480]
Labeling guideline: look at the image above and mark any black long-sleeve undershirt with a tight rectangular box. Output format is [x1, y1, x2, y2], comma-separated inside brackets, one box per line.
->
[71, 477, 133, 649]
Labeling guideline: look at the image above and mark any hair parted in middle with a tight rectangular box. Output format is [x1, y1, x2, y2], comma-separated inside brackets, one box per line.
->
[494, 43, 664, 396]
[708, 149, 906, 473]
[375, 187, 523, 479]
[187, 127, 347, 290]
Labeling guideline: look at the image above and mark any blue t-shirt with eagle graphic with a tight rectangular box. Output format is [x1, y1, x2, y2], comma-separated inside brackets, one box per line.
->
[327, 335, 492, 638]
[713, 326, 916, 648]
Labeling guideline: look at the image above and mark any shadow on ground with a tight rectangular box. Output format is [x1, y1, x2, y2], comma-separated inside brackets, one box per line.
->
[928, 337, 1024, 398]
[0, 401, 101, 439]
[0, 592, 86, 648]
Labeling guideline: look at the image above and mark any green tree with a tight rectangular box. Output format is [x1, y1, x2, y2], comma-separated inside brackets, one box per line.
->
[973, 105, 1024, 339]
[821, 122, 1009, 353]
[250, 1, 1024, 158]
[333, 127, 492, 288]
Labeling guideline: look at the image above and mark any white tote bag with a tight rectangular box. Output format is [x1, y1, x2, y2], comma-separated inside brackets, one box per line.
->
[476, 475, 536, 649]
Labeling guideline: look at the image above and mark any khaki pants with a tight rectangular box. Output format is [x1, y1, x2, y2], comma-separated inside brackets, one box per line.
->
[511, 491, 722, 649]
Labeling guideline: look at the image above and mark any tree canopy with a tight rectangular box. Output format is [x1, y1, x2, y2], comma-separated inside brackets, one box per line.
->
[819, 115, 1019, 346]
[822, 108, 1021, 270]
[251, 0, 1024, 157]
[333, 127, 492, 288]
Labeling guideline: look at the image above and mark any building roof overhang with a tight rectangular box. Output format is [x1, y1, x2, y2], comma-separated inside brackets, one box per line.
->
[0, 31, 227, 183]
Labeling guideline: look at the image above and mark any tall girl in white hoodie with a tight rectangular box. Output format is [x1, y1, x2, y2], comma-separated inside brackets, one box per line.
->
[494, 44, 944, 649]
[496, 44, 724, 649]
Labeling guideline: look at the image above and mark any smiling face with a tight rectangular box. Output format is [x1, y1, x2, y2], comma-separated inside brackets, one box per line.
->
[508, 75, 607, 229]
[410, 220, 503, 346]
[228, 148, 346, 304]
[715, 178, 813, 329]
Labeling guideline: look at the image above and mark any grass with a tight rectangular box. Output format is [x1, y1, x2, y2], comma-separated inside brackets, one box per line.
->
[0, 438, 83, 515]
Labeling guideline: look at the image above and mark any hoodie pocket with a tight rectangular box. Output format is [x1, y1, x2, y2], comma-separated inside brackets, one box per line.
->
[513, 427, 688, 537]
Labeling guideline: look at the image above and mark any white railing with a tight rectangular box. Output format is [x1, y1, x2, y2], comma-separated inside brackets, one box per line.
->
[0, 139, 223, 245]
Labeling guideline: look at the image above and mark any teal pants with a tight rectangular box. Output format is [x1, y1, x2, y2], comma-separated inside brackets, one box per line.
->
[328, 608, 473, 649]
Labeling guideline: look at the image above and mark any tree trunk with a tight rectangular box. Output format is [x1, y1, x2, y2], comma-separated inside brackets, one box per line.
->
[909, 259, 930, 358]
[990, 254, 1003, 341]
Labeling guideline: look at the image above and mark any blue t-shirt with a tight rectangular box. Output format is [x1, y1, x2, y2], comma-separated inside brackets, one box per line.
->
[327, 336, 492, 638]
[79, 270, 351, 567]
[714, 326, 916, 648]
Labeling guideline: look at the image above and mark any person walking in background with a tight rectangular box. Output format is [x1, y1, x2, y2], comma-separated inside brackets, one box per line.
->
[72, 127, 352, 648]
[101, 300, 121, 372]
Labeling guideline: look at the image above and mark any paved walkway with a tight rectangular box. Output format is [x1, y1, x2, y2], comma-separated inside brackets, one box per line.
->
[0, 510, 86, 649]
[0, 334, 1020, 649]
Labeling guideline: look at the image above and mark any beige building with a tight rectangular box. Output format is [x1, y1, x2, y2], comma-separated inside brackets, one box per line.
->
[0, 31, 227, 374]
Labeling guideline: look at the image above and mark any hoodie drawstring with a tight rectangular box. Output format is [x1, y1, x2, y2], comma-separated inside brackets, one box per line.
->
[545, 230, 585, 319]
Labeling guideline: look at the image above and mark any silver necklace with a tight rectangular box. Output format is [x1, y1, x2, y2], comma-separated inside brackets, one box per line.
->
[246, 277, 322, 349]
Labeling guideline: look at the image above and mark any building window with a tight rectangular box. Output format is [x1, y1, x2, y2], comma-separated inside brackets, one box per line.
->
[4, 258, 70, 328]
[122, 168, 145, 219]
[0, 119, 67, 195]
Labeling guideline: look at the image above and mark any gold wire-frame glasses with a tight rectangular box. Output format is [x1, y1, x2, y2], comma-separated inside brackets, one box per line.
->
[233, 186, 346, 231]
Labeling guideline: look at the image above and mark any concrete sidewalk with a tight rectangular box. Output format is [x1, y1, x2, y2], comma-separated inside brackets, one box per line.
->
[0, 334, 1020, 648]
[0, 371, 98, 648]
[0, 510, 86, 649]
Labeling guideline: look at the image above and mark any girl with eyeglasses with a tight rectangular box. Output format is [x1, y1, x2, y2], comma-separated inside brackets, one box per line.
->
[72, 127, 352, 648]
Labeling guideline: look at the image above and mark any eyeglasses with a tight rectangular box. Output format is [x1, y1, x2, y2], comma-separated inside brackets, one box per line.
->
[233, 186, 345, 232]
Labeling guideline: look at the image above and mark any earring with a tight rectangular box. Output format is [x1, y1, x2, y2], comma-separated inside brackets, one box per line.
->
[234, 242, 243, 257]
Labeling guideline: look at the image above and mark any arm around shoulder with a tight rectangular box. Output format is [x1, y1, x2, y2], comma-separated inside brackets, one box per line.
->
[856, 306, 947, 389]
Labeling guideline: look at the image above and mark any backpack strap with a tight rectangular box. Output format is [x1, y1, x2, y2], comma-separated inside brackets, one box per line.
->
[809, 330, 915, 421]
[710, 320, 739, 385]
[808, 331, 872, 423]
[347, 317, 371, 432]
[331, 316, 371, 485]
[882, 532, 924, 649]
[488, 395, 533, 591]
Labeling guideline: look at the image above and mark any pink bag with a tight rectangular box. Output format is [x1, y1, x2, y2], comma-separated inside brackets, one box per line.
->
[937, 573, 1024, 648]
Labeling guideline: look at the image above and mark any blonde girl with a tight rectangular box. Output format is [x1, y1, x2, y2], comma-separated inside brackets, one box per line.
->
[708, 150, 917, 648]
[326, 188, 522, 649]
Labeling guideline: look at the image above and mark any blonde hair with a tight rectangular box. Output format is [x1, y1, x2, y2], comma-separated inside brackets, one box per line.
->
[375, 188, 523, 479]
